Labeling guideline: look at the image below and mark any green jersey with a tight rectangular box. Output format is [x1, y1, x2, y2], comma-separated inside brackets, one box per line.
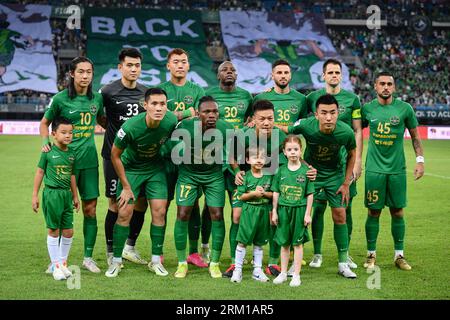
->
[236, 126, 287, 174]
[288, 117, 356, 181]
[175, 118, 233, 175]
[44, 89, 104, 170]
[37, 145, 76, 189]
[114, 112, 178, 174]
[253, 88, 308, 126]
[361, 98, 418, 174]
[159, 80, 205, 113]
[272, 164, 315, 207]
[307, 88, 361, 127]
[237, 171, 273, 205]
[205, 86, 253, 129]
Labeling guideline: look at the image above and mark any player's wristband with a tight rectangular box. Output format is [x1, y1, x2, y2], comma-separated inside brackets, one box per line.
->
[416, 156, 425, 163]
[42, 137, 50, 147]
[181, 109, 192, 119]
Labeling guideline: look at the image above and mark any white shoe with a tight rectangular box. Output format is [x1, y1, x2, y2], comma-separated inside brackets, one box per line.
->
[338, 263, 357, 279]
[82, 258, 101, 273]
[45, 263, 54, 274]
[347, 255, 358, 269]
[309, 254, 323, 268]
[60, 262, 72, 278]
[148, 262, 169, 276]
[252, 268, 269, 282]
[122, 248, 148, 265]
[273, 272, 288, 284]
[105, 261, 121, 278]
[52, 264, 66, 281]
[289, 274, 302, 287]
[287, 264, 294, 277]
[230, 268, 242, 283]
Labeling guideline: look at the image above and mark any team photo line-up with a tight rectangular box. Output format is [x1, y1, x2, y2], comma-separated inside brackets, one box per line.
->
[32, 47, 425, 287]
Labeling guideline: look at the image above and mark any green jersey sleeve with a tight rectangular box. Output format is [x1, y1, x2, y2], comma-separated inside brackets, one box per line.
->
[43, 95, 61, 121]
[345, 130, 357, 152]
[194, 87, 206, 110]
[37, 152, 47, 170]
[96, 94, 105, 117]
[352, 96, 362, 120]
[405, 104, 419, 129]
[305, 178, 315, 196]
[236, 174, 247, 197]
[287, 120, 305, 135]
[271, 169, 280, 192]
[113, 126, 130, 150]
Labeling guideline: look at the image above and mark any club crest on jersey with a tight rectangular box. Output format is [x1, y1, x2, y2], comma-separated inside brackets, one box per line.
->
[290, 105, 298, 114]
[184, 96, 193, 105]
[262, 183, 271, 190]
[90, 105, 97, 114]
[296, 175, 306, 184]
[338, 105, 346, 114]
[237, 102, 245, 110]
[390, 116, 400, 126]
[139, 98, 144, 108]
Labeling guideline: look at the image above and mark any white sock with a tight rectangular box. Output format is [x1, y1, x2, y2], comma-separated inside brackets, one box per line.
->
[60, 236, 73, 264]
[253, 246, 263, 269]
[151, 255, 161, 264]
[235, 246, 246, 270]
[368, 250, 376, 255]
[124, 244, 134, 251]
[112, 257, 122, 264]
[202, 243, 209, 249]
[338, 262, 348, 269]
[47, 235, 60, 266]
[395, 250, 404, 258]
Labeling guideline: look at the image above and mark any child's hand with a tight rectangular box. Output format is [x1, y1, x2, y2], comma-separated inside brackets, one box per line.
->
[73, 197, 80, 212]
[32, 195, 39, 213]
[254, 186, 265, 198]
[271, 210, 278, 226]
[304, 214, 311, 227]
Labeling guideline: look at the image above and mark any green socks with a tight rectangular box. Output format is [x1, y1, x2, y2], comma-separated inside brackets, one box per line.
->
[83, 216, 98, 258]
[346, 200, 353, 247]
[312, 201, 326, 255]
[211, 220, 225, 263]
[188, 206, 201, 254]
[113, 224, 129, 258]
[150, 224, 165, 256]
[201, 206, 212, 244]
[391, 216, 405, 250]
[334, 223, 349, 263]
[229, 223, 239, 263]
[365, 215, 380, 251]
[174, 219, 188, 262]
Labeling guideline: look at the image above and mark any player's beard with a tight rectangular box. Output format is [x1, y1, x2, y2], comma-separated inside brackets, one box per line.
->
[275, 80, 288, 90]
[378, 92, 392, 100]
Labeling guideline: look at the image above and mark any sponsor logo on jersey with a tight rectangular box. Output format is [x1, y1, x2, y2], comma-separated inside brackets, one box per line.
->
[237, 102, 245, 110]
[290, 105, 299, 114]
[117, 128, 126, 140]
[390, 116, 400, 126]
[184, 96, 193, 105]
[138, 98, 144, 108]
[296, 175, 305, 184]
[90, 105, 97, 114]
[293, 119, 302, 126]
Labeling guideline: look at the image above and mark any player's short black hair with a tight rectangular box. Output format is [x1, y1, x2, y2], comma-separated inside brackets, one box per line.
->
[144, 87, 167, 102]
[322, 58, 342, 73]
[52, 117, 73, 132]
[375, 71, 395, 81]
[198, 95, 218, 110]
[252, 99, 274, 114]
[167, 48, 189, 61]
[272, 59, 290, 70]
[315, 94, 339, 110]
[118, 48, 143, 62]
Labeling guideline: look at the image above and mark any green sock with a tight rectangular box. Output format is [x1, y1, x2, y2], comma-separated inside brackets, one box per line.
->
[113, 224, 129, 258]
[211, 220, 225, 263]
[334, 223, 349, 263]
[312, 202, 326, 254]
[268, 225, 280, 264]
[188, 206, 201, 254]
[174, 219, 188, 262]
[201, 207, 212, 244]
[346, 200, 353, 248]
[150, 224, 165, 256]
[229, 223, 239, 263]
[365, 215, 380, 251]
[391, 216, 405, 250]
[83, 216, 97, 258]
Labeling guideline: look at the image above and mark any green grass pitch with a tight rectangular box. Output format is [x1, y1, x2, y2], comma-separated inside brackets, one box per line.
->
[0, 135, 449, 299]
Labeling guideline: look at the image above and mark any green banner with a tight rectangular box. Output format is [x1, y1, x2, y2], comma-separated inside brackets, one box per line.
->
[85, 8, 216, 90]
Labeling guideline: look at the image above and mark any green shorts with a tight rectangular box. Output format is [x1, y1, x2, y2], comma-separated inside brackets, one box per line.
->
[42, 188, 73, 230]
[176, 172, 225, 207]
[315, 179, 357, 202]
[117, 169, 168, 203]
[314, 176, 347, 208]
[224, 170, 242, 208]
[74, 167, 99, 201]
[236, 203, 270, 246]
[365, 172, 407, 209]
[273, 205, 310, 247]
